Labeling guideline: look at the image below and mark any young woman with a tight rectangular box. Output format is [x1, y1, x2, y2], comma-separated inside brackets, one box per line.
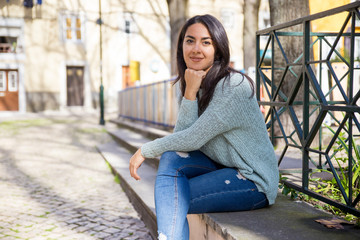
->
[129, 14, 279, 240]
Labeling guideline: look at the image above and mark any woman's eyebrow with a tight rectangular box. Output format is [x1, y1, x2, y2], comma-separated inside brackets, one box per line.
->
[184, 35, 212, 40]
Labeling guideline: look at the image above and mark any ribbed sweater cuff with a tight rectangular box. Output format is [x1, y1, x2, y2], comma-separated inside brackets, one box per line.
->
[180, 97, 197, 110]
[140, 142, 156, 158]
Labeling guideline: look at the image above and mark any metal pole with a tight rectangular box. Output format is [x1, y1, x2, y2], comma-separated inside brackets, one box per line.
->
[99, 0, 105, 125]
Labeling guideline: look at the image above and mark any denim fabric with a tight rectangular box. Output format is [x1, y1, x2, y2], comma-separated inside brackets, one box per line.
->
[155, 151, 268, 240]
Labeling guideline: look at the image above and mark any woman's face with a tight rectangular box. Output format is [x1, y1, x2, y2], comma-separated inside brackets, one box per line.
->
[182, 23, 215, 71]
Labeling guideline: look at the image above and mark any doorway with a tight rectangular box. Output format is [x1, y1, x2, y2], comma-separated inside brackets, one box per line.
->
[66, 66, 84, 106]
[0, 70, 19, 111]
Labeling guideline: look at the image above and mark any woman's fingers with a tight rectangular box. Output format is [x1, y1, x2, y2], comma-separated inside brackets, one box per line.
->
[184, 69, 207, 100]
[129, 162, 141, 180]
[185, 69, 206, 86]
[129, 149, 145, 180]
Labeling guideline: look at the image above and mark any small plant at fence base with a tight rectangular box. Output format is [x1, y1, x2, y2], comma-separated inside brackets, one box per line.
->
[279, 121, 360, 224]
[279, 176, 359, 224]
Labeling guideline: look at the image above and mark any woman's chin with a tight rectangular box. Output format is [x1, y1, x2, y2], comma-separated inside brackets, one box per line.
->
[186, 65, 206, 71]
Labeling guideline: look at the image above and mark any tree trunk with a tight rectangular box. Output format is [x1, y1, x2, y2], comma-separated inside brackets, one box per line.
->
[268, 0, 310, 146]
[167, 0, 189, 76]
[243, 0, 261, 72]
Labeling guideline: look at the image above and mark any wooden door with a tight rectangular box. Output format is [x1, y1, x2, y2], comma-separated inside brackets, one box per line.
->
[0, 70, 19, 111]
[122, 65, 134, 88]
[66, 66, 84, 106]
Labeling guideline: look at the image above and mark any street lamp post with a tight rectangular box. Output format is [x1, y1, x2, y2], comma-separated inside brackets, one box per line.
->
[98, 0, 105, 125]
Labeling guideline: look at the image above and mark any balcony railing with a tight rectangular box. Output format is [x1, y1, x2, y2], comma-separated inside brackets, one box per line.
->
[256, 2, 360, 216]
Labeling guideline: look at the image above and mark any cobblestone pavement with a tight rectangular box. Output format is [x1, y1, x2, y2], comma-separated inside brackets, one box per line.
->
[0, 113, 152, 240]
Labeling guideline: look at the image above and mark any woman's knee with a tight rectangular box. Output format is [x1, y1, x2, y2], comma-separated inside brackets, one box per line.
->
[158, 151, 186, 174]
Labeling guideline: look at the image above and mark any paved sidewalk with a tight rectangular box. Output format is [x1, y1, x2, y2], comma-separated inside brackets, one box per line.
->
[0, 113, 152, 240]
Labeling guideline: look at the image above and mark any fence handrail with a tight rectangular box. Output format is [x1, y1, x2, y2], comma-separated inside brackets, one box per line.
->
[119, 78, 176, 93]
[257, 1, 360, 35]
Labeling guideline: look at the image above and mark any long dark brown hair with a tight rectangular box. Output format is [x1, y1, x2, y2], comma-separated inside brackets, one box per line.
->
[173, 14, 254, 115]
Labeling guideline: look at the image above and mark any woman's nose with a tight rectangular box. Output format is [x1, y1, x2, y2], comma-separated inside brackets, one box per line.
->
[192, 43, 200, 52]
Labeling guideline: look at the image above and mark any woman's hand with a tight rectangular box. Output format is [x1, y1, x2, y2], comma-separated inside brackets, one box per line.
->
[129, 148, 145, 180]
[184, 69, 207, 100]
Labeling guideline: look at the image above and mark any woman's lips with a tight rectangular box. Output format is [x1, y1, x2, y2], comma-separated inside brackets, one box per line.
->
[190, 57, 203, 62]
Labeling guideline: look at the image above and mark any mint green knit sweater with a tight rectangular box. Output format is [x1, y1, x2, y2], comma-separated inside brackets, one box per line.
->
[141, 73, 279, 205]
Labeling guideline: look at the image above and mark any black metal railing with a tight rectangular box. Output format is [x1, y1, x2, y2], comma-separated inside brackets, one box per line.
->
[256, 2, 360, 216]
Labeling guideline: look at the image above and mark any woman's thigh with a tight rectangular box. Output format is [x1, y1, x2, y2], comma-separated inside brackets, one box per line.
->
[157, 150, 220, 178]
[188, 168, 268, 214]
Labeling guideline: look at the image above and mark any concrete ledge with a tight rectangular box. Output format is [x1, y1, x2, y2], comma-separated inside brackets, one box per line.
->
[102, 119, 360, 239]
[198, 196, 360, 240]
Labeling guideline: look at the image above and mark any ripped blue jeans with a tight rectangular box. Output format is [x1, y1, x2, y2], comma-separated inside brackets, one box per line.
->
[155, 151, 268, 240]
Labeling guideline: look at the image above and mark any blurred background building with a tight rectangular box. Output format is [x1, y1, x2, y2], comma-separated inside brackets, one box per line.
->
[0, 0, 357, 114]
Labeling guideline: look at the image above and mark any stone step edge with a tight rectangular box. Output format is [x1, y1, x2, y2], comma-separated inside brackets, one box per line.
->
[96, 142, 157, 239]
[107, 129, 160, 169]
[110, 118, 171, 140]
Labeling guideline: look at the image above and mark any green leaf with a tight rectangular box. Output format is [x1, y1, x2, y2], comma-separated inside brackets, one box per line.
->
[282, 187, 291, 196]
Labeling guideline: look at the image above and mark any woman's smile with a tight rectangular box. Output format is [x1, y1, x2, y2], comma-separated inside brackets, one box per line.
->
[190, 57, 204, 62]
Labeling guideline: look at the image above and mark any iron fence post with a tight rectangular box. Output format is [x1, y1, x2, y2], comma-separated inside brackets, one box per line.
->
[303, 20, 310, 190]
[271, 32, 275, 146]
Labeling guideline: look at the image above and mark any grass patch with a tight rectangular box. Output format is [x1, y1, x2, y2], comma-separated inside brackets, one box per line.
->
[0, 118, 51, 129]
[105, 161, 113, 171]
[105, 161, 121, 184]
[37, 211, 50, 218]
[9, 228, 19, 233]
[0, 118, 53, 136]
[76, 127, 107, 134]
[45, 226, 57, 232]
[114, 174, 121, 184]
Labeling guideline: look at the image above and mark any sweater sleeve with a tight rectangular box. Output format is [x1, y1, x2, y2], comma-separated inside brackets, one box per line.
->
[173, 97, 199, 133]
[141, 89, 238, 158]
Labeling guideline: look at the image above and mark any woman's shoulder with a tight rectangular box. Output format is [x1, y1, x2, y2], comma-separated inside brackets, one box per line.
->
[216, 72, 254, 97]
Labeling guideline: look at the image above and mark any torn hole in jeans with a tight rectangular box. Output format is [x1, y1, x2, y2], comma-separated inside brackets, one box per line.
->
[175, 151, 190, 158]
[236, 170, 247, 180]
[158, 232, 167, 240]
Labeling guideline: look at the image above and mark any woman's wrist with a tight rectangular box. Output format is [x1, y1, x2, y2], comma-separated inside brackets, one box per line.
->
[184, 89, 197, 100]
[139, 148, 145, 159]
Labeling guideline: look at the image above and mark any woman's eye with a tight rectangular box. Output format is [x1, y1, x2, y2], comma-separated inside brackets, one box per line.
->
[203, 41, 211, 45]
[185, 39, 194, 44]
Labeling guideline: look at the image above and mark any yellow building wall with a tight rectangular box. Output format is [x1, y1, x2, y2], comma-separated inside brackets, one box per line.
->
[309, 0, 351, 60]
[310, 0, 350, 30]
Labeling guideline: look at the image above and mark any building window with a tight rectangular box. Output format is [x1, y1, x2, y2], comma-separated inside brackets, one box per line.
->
[220, 9, 235, 30]
[259, 10, 271, 29]
[0, 36, 17, 53]
[0, 71, 6, 91]
[63, 15, 84, 42]
[8, 71, 18, 92]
